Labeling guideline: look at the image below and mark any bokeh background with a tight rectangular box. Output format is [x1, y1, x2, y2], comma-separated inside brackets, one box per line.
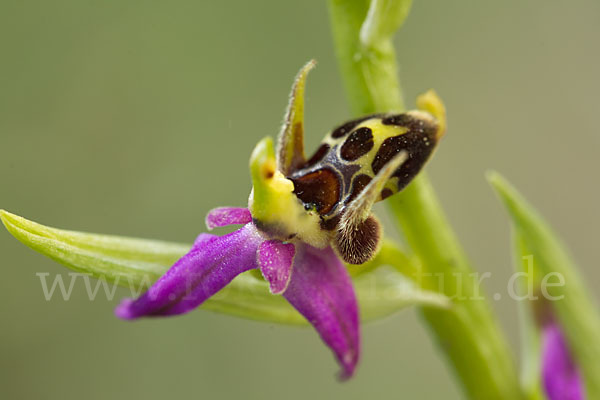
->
[1, 0, 599, 399]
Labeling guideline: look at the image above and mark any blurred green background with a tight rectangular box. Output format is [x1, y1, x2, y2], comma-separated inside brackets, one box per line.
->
[1, 0, 598, 399]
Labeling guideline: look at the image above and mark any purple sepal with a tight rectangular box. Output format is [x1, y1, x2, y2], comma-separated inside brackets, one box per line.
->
[258, 240, 295, 294]
[205, 207, 252, 230]
[115, 223, 263, 319]
[282, 244, 360, 379]
[542, 322, 584, 400]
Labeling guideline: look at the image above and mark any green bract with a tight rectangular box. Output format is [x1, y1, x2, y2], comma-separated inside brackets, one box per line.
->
[0, 209, 448, 325]
[489, 172, 600, 399]
[514, 234, 545, 400]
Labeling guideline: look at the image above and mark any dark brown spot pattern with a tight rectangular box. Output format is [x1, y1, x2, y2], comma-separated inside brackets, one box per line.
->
[320, 214, 341, 231]
[371, 131, 436, 191]
[291, 168, 341, 215]
[340, 127, 374, 162]
[290, 112, 441, 237]
[381, 114, 413, 127]
[301, 143, 330, 169]
[381, 188, 393, 200]
[331, 114, 381, 139]
[346, 174, 371, 204]
[382, 113, 437, 138]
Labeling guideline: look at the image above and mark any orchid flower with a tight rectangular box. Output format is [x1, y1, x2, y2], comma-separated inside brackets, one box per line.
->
[525, 287, 585, 400]
[114, 61, 446, 378]
[541, 318, 584, 400]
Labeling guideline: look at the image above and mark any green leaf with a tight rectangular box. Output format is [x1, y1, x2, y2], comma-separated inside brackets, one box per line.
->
[488, 171, 600, 399]
[514, 234, 544, 400]
[0, 210, 448, 325]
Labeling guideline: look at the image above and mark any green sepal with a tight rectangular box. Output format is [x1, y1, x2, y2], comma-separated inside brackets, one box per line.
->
[488, 171, 600, 399]
[1, 210, 448, 325]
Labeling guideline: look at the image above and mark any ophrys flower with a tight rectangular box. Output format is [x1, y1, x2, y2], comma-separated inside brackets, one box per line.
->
[115, 60, 446, 378]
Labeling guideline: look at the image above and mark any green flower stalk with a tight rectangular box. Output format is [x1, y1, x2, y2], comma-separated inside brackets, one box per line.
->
[329, 0, 521, 398]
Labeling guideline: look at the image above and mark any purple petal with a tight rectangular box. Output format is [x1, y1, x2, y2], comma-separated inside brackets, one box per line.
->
[282, 244, 360, 379]
[205, 207, 252, 230]
[542, 322, 584, 400]
[258, 240, 295, 294]
[115, 223, 263, 319]
[193, 232, 219, 246]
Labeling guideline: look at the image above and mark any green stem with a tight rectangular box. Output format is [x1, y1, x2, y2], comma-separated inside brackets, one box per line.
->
[328, 1, 522, 398]
[329, 0, 406, 114]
